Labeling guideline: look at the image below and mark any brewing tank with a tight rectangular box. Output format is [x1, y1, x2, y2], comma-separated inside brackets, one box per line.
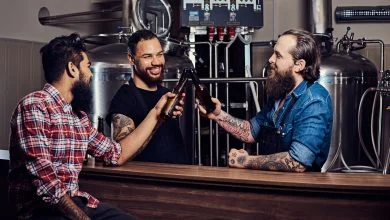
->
[88, 43, 132, 136]
[318, 51, 378, 171]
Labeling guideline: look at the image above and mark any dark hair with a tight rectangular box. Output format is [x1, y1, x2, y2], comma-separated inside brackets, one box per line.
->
[281, 29, 321, 82]
[127, 29, 160, 56]
[40, 33, 86, 83]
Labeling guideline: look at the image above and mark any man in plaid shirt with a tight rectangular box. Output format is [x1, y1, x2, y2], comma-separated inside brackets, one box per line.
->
[8, 33, 183, 219]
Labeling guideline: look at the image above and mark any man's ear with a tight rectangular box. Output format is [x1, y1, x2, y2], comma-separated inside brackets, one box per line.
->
[128, 54, 135, 65]
[66, 62, 78, 78]
[294, 59, 306, 73]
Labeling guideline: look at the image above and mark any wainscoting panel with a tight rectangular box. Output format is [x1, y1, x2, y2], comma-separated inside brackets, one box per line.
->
[0, 38, 44, 150]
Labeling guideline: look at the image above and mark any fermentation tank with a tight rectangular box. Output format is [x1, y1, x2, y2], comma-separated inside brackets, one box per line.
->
[308, 0, 380, 171]
[88, 43, 132, 136]
[318, 51, 378, 171]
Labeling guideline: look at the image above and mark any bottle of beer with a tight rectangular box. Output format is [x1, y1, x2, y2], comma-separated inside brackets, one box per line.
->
[97, 116, 104, 135]
[95, 116, 105, 162]
[160, 69, 189, 120]
[189, 68, 216, 113]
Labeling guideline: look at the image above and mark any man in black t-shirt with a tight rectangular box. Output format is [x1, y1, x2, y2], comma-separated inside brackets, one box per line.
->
[106, 30, 190, 164]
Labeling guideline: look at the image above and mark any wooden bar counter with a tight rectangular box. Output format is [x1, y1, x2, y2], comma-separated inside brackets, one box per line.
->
[79, 161, 390, 220]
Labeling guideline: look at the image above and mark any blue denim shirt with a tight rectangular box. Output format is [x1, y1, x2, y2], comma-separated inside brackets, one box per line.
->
[249, 80, 333, 169]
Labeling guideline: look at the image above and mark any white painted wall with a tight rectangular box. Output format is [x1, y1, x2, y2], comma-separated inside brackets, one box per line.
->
[0, 0, 97, 42]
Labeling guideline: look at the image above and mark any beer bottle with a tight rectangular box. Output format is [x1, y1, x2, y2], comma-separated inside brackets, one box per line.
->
[95, 116, 105, 162]
[97, 116, 104, 135]
[189, 68, 216, 113]
[160, 70, 189, 120]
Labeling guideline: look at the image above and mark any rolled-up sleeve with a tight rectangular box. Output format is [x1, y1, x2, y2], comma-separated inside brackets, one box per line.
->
[288, 97, 332, 166]
[80, 116, 121, 166]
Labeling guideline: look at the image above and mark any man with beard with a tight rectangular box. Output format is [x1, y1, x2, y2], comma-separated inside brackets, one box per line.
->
[106, 30, 190, 164]
[198, 29, 333, 172]
[8, 33, 183, 219]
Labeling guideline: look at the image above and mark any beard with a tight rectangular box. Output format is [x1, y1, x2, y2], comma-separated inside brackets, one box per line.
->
[71, 72, 92, 115]
[133, 63, 165, 86]
[265, 64, 295, 101]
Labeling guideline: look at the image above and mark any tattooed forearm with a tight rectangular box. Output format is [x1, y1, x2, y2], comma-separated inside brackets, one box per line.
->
[56, 194, 90, 220]
[246, 152, 306, 172]
[215, 111, 254, 143]
[112, 114, 135, 142]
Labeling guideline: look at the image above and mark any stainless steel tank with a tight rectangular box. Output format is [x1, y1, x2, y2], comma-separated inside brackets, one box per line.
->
[319, 52, 378, 171]
[88, 43, 132, 136]
[308, 0, 380, 171]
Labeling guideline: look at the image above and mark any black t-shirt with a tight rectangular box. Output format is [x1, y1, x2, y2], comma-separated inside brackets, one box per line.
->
[106, 80, 190, 164]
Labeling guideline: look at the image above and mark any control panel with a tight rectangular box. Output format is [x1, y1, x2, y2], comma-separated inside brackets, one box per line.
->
[335, 5, 390, 22]
[180, 0, 263, 28]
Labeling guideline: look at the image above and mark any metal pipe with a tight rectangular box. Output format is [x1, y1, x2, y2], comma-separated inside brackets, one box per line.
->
[224, 34, 238, 166]
[384, 136, 390, 175]
[41, 18, 121, 25]
[251, 41, 274, 47]
[336, 39, 384, 72]
[377, 94, 383, 168]
[163, 77, 267, 83]
[337, 39, 385, 171]
[154, 0, 172, 37]
[122, 0, 130, 29]
[211, 42, 221, 166]
[309, 0, 332, 34]
[131, 0, 172, 37]
[208, 41, 213, 166]
[362, 39, 385, 73]
[39, 7, 121, 25]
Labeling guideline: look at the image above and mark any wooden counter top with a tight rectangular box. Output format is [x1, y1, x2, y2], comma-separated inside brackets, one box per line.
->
[82, 161, 390, 195]
[80, 161, 390, 219]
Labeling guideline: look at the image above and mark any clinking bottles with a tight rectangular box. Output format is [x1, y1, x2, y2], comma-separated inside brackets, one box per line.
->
[160, 70, 189, 120]
[188, 68, 216, 113]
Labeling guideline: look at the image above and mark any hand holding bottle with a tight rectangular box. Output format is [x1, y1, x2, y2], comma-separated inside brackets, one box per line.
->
[187, 68, 218, 114]
[160, 70, 188, 120]
[157, 92, 185, 120]
[196, 96, 222, 120]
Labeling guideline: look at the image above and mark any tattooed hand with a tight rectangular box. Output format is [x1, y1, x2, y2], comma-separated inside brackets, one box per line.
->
[228, 148, 249, 168]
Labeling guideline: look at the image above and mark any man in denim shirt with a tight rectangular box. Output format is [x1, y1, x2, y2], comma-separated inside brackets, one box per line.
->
[198, 29, 333, 172]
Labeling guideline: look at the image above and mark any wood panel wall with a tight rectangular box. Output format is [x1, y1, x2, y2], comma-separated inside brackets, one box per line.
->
[0, 38, 45, 150]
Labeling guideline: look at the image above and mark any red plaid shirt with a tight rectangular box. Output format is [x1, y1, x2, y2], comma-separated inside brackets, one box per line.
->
[9, 83, 121, 218]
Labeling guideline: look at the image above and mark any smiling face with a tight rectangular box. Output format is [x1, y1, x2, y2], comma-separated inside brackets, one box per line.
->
[129, 37, 165, 87]
[268, 35, 297, 79]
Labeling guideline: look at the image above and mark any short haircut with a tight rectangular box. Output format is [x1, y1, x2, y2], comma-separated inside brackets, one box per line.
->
[127, 29, 160, 56]
[40, 33, 86, 83]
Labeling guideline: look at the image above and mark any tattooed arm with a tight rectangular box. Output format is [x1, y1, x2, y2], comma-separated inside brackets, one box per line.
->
[198, 97, 256, 143]
[55, 194, 90, 220]
[228, 148, 306, 172]
[112, 114, 136, 142]
[112, 113, 161, 160]
[214, 111, 256, 143]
